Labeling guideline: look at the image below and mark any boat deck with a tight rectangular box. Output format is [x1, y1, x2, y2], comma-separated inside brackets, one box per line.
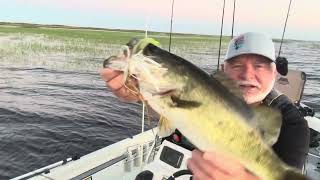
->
[305, 147, 320, 180]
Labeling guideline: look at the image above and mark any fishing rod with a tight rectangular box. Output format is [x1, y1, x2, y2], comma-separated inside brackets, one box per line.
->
[276, 0, 293, 76]
[231, 0, 236, 38]
[168, 0, 175, 52]
[278, 0, 293, 57]
[217, 0, 226, 71]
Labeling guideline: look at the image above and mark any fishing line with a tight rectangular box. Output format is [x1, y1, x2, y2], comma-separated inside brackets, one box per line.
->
[168, 0, 175, 52]
[217, 0, 226, 71]
[122, 78, 148, 130]
[142, 103, 145, 132]
[122, 73, 153, 132]
[278, 0, 293, 57]
[145, 16, 149, 38]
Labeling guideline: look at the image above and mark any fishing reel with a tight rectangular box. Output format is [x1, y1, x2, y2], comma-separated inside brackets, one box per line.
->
[298, 105, 315, 117]
[275, 56, 288, 76]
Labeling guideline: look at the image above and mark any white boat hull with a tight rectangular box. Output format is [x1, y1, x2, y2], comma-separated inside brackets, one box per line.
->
[12, 116, 320, 180]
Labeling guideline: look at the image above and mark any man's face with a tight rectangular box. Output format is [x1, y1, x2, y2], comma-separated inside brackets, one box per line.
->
[223, 54, 277, 105]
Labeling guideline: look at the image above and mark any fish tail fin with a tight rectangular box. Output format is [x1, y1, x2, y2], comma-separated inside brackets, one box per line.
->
[282, 169, 308, 180]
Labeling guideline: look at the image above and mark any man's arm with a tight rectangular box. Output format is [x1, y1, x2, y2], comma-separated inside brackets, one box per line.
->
[272, 101, 310, 169]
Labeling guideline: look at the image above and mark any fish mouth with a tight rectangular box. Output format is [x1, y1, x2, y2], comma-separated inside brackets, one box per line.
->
[103, 56, 118, 68]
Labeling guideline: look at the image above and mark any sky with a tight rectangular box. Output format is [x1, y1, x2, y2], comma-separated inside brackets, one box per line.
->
[1, 0, 319, 41]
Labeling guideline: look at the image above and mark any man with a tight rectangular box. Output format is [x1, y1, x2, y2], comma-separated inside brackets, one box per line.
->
[100, 32, 309, 180]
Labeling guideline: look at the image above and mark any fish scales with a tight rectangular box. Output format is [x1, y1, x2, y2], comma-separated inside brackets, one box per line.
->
[105, 39, 307, 180]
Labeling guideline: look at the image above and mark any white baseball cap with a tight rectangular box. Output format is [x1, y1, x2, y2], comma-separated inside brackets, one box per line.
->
[224, 32, 275, 62]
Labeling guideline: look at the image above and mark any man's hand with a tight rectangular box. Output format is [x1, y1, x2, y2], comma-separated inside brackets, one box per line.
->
[187, 150, 260, 180]
[100, 68, 139, 102]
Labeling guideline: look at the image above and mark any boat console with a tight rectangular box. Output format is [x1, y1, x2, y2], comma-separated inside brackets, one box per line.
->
[136, 140, 192, 180]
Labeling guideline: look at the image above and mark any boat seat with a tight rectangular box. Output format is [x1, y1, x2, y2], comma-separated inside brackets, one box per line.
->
[274, 69, 316, 117]
[274, 69, 306, 105]
[276, 70, 320, 149]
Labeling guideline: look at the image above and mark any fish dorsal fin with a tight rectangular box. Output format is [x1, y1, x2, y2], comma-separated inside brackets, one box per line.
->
[132, 38, 161, 54]
[253, 105, 282, 146]
[212, 71, 244, 100]
[158, 116, 175, 138]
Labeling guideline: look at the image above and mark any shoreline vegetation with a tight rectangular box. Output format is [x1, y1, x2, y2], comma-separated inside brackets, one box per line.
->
[0, 22, 227, 72]
[0, 21, 307, 43]
[1, 22, 317, 72]
[0, 22, 214, 37]
[0, 21, 226, 45]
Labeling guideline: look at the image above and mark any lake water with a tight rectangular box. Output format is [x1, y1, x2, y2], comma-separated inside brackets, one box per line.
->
[0, 35, 319, 179]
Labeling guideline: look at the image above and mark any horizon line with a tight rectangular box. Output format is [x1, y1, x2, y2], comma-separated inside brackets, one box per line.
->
[0, 21, 317, 43]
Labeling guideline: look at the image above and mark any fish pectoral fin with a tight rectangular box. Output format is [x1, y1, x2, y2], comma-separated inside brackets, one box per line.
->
[170, 95, 202, 109]
[212, 71, 244, 100]
[158, 116, 175, 137]
[254, 105, 282, 146]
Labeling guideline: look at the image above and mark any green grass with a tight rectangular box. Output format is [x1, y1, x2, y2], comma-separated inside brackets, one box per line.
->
[0, 23, 229, 45]
[0, 23, 230, 72]
[0, 23, 231, 56]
